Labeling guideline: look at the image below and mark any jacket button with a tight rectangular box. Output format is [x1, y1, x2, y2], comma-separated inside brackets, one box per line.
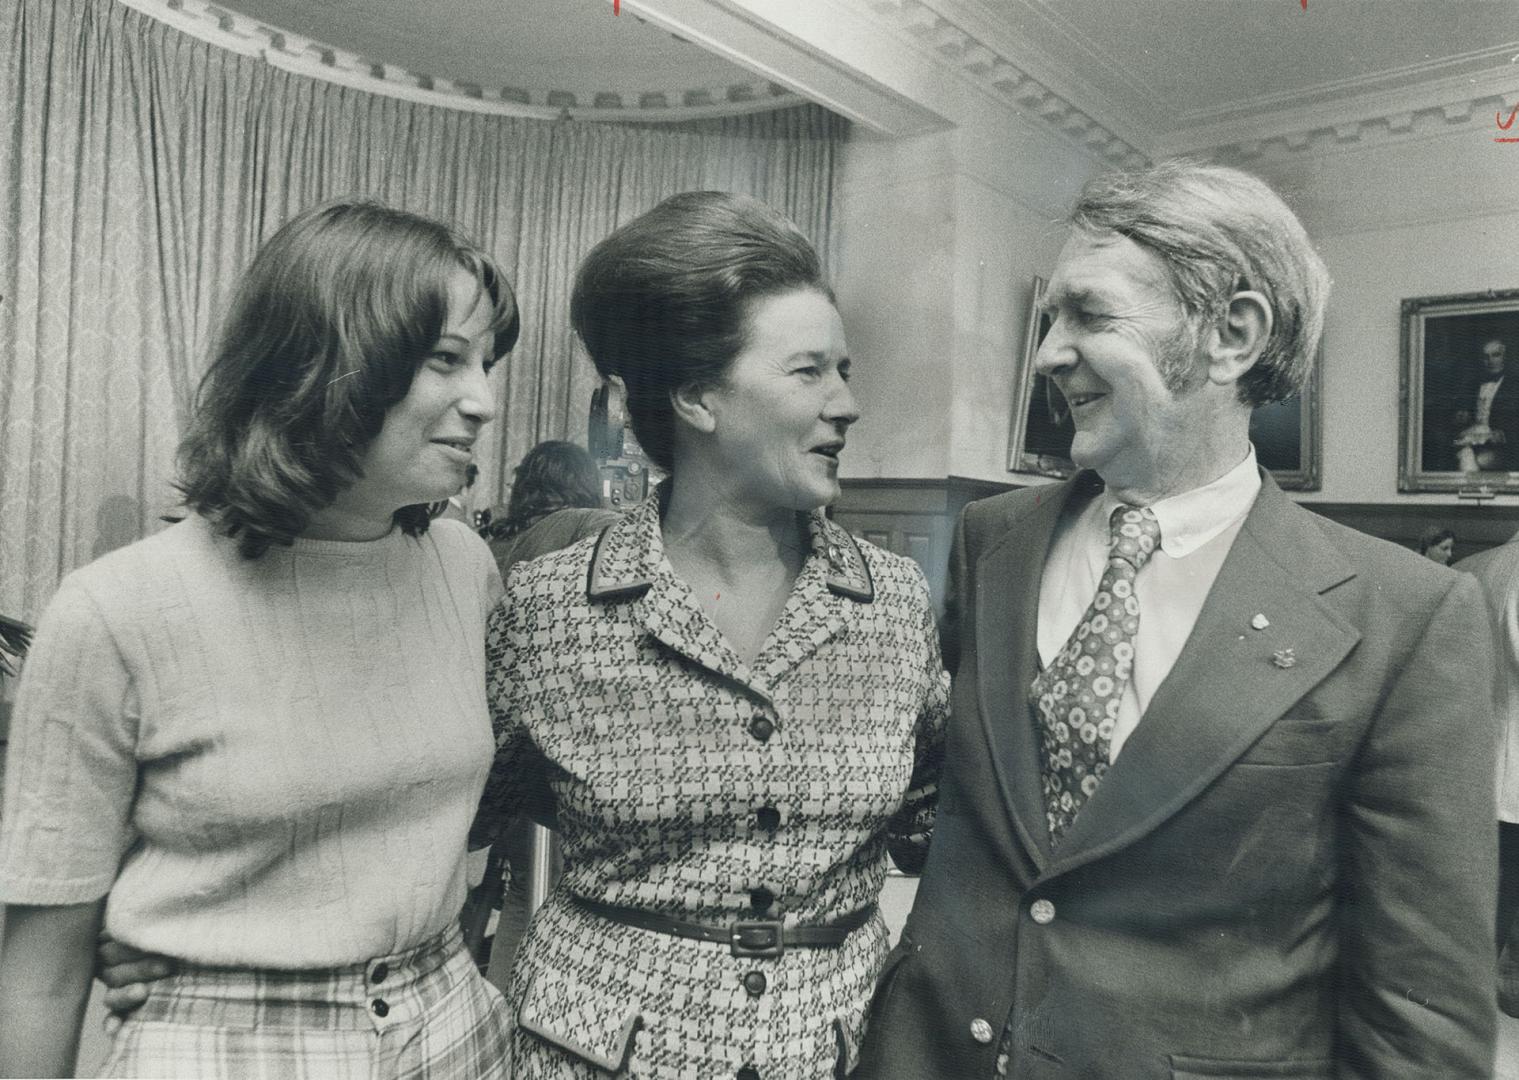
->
[749, 715, 774, 742]
[370, 962, 389, 984]
[749, 886, 775, 913]
[742, 970, 768, 997]
[371, 998, 389, 1017]
[737, 1068, 761, 1080]
[755, 806, 781, 833]
[970, 1017, 994, 1044]
[1030, 899, 1056, 924]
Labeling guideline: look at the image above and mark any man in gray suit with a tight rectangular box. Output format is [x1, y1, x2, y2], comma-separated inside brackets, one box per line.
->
[857, 161, 1498, 1079]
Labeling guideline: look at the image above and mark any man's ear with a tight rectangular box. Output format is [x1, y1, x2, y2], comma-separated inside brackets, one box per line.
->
[670, 381, 719, 435]
[1204, 290, 1273, 387]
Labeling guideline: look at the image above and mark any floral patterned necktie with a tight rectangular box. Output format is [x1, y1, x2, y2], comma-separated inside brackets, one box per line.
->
[1029, 504, 1162, 845]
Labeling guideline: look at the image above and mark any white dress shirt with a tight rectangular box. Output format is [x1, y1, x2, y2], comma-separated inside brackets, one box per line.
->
[1037, 448, 1262, 760]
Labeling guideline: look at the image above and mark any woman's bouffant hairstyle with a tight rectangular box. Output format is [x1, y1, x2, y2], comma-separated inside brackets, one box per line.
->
[1069, 159, 1330, 408]
[177, 200, 520, 558]
[489, 440, 604, 540]
[569, 191, 829, 471]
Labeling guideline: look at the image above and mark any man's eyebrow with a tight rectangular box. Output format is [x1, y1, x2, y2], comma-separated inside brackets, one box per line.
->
[434, 333, 470, 346]
[1044, 285, 1095, 308]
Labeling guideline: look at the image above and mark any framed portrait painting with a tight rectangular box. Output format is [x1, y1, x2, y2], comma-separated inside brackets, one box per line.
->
[1006, 276, 1322, 490]
[1399, 289, 1519, 493]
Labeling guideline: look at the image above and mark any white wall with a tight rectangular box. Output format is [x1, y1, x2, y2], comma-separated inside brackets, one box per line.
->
[946, 171, 1069, 482]
[1242, 123, 1519, 504]
[836, 115, 1101, 482]
[834, 130, 959, 478]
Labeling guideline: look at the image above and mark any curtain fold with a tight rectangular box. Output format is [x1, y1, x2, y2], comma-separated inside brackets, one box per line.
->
[0, 0, 846, 619]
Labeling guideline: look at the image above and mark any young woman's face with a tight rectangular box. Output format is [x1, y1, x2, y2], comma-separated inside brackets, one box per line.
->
[313, 269, 500, 539]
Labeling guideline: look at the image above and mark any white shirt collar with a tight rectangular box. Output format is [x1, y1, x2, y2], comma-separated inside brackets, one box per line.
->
[1098, 445, 1261, 560]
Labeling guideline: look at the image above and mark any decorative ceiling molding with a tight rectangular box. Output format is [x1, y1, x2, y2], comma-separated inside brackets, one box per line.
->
[119, 0, 805, 122]
[867, 0, 1519, 167]
[628, 0, 949, 136]
[864, 0, 1150, 168]
[1198, 86, 1519, 165]
[1160, 66, 1519, 160]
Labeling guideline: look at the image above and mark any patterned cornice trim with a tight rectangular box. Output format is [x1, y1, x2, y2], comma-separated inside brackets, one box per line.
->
[117, 0, 804, 122]
[1163, 72, 1519, 161]
[865, 0, 1149, 168]
[866, 0, 1519, 167]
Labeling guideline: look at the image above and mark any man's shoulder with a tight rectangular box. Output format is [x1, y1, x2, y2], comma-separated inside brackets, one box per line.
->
[960, 479, 1076, 535]
[1455, 539, 1519, 586]
[1272, 502, 1470, 616]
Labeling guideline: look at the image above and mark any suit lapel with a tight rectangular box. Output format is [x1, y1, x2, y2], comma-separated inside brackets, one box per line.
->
[975, 475, 1096, 870]
[1050, 477, 1361, 874]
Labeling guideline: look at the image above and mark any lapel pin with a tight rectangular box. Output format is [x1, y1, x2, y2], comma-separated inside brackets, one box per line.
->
[1271, 648, 1296, 669]
[1250, 613, 1270, 631]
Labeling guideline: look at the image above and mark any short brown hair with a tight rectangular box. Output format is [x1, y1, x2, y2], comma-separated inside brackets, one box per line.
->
[178, 199, 519, 558]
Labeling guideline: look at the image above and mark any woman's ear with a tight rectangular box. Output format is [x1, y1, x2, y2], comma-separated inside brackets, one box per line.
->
[1203, 289, 1273, 388]
[669, 382, 719, 435]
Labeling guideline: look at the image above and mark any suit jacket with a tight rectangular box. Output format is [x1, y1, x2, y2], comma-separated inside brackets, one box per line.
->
[856, 471, 1498, 1080]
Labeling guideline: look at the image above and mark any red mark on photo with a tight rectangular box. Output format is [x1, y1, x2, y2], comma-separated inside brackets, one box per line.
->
[613, 0, 620, 12]
[1300, 0, 1306, 9]
[1497, 104, 1519, 142]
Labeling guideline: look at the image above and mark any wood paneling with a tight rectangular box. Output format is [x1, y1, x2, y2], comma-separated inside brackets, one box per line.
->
[831, 477, 1012, 614]
[832, 478, 1519, 604]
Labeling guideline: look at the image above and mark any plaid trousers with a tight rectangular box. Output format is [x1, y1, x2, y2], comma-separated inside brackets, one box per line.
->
[98, 925, 511, 1079]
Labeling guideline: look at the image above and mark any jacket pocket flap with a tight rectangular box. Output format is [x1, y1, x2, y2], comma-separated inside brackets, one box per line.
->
[517, 971, 643, 1072]
[1170, 1054, 1333, 1079]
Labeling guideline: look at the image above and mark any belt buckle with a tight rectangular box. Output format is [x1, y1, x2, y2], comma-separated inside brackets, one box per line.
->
[730, 919, 785, 958]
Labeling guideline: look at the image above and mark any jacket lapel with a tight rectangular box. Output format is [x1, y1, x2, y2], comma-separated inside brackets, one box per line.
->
[755, 513, 874, 688]
[1049, 476, 1361, 875]
[587, 495, 752, 687]
[586, 497, 875, 701]
[974, 475, 1097, 871]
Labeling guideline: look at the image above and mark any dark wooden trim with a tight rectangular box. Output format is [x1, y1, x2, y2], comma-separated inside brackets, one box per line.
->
[836, 477, 1519, 566]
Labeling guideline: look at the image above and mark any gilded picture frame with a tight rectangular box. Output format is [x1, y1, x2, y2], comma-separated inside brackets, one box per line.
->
[1398, 288, 1519, 494]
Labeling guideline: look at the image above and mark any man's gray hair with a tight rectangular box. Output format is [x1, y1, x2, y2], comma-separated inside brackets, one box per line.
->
[1070, 160, 1329, 408]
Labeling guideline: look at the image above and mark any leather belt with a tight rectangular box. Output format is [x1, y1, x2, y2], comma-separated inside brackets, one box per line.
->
[574, 897, 876, 959]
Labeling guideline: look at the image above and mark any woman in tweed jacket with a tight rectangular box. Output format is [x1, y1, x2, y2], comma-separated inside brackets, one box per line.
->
[473, 192, 949, 1079]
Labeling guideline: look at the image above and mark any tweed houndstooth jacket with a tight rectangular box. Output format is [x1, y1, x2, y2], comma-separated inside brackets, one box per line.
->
[472, 493, 949, 1079]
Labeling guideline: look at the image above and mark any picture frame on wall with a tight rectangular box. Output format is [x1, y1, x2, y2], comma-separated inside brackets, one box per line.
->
[1005, 276, 1323, 490]
[1005, 277, 1072, 480]
[1399, 288, 1519, 494]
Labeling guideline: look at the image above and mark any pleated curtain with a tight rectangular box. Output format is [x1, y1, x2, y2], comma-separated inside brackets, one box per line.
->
[0, 0, 845, 620]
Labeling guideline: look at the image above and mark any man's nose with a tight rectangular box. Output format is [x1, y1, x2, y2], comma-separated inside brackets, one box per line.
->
[1033, 317, 1074, 378]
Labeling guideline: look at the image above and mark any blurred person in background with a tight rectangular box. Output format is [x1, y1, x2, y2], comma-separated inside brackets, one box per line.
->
[1420, 526, 1457, 565]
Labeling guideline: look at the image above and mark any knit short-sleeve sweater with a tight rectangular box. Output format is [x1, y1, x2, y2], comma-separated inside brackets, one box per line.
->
[0, 515, 503, 968]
